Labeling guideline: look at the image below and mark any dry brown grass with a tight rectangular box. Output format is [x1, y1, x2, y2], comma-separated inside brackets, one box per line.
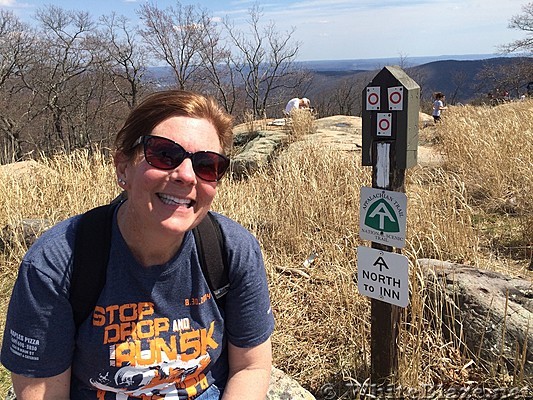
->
[437, 102, 533, 269]
[1, 102, 532, 397]
[287, 109, 317, 140]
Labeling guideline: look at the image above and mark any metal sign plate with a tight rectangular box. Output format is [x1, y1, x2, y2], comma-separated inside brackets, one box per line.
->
[357, 246, 409, 308]
[360, 186, 407, 248]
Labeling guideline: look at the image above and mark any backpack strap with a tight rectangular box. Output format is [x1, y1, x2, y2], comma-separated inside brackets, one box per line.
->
[71, 203, 117, 330]
[192, 212, 230, 308]
[70, 202, 228, 329]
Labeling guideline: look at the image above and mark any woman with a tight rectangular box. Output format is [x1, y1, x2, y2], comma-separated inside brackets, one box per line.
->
[1, 90, 275, 399]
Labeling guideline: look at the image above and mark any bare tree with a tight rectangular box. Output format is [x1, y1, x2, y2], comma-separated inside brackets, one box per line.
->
[448, 70, 470, 105]
[311, 73, 369, 117]
[138, 1, 208, 90]
[223, 4, 303, 118]
[19, 5, 99, 153]
[500, 2, 533, 54]
[196, 12, 239, 114]
[475, 58, 533, 100]
[96, 12, 149, 109]
[0, 10, 37, 161]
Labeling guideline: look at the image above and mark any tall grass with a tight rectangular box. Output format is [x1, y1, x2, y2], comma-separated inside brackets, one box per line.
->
[438, 102, 533, 265]
[0, 149, 120, 394]
[439, 103, 532, 213]
[1, 102, 532, 397]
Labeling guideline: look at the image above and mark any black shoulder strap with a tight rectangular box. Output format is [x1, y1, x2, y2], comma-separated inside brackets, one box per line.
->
[192, 212, 230, 308]
[71, 203, 228, 329]
[71, 203, 117, 329]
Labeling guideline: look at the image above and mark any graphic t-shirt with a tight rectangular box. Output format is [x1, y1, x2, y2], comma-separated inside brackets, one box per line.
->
[1, 209, 274, 399]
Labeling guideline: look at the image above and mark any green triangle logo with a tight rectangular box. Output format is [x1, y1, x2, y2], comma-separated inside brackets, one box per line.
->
[364, 199, 400, 232]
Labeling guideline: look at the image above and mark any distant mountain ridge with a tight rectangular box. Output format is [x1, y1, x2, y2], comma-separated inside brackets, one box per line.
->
[298, 54, 502, 72]
[301, 55, 533, 104]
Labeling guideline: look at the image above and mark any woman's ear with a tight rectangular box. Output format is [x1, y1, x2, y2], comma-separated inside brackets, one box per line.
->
[114, 151, 130, 187]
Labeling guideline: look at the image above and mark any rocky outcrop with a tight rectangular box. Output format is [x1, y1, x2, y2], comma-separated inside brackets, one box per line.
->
[267, 367, 315, 399]
[230, 114, 443, 178]
[419, 259, 533, 378]
[230, 129, 289, 179]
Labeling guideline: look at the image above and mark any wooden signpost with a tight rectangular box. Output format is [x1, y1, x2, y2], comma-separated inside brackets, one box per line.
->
[359, 66, 420, 385]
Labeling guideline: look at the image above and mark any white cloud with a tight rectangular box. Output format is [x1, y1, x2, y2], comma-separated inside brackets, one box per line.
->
[252, 0, 527, 60]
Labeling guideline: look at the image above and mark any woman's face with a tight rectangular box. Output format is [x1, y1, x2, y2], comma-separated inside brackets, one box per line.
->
[116, 116, 222, 238]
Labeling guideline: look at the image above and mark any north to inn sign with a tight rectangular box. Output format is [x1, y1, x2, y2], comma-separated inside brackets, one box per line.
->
[357, 246, 409, 308]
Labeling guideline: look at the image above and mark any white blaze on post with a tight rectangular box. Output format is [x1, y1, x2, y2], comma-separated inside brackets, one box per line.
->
[375, 142, 390, 188]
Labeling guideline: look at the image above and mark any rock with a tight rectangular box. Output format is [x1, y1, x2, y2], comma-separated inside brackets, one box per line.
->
[419, 259, 533, 377]
[231, 115, 442, 175]
[0, 160, 57, 182]
[0, 219, 53, 252]
[4, 386, 15, 400]
[230, 130, 288, 179]
[306, 115, 362, 151]
[419, 112, 434, 128]
[267, 367, 315, 399]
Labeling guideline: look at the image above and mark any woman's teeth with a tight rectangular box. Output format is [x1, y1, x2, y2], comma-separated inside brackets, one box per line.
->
[158, 193, 192, 207]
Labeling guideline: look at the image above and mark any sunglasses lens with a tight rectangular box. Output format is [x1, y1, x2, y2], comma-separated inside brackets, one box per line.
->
[144, 136, 185, 170]
[142, 136, 229, 181]
[193, 152, 230, 182]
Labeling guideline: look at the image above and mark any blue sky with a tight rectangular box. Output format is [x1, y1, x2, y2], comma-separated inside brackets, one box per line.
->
[0, 0, 528, 61]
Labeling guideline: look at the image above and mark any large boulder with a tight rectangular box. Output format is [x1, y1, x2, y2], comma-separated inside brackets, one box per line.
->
[0, 160, 57, 182]
[419, 259, 533, 378]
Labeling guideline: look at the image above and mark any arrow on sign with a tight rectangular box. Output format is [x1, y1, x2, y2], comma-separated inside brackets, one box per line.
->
[366, 200, 400, 232]
[373, 256, 389, 272]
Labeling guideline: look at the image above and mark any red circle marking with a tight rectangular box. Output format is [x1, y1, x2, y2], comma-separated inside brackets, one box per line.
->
[389, 91, 402, 104]
[368, 92, 379, 105]
[379, 118, 390, 131]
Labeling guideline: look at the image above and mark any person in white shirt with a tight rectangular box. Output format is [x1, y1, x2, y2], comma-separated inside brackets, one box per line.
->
[284, 97, 310, 114]
[432, 92, 447, 123]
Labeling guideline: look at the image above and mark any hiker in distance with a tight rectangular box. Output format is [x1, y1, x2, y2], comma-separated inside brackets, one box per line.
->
[432, 92, 448, 123]
[1, 90, 275, 399]
[284, 97, 310, 114]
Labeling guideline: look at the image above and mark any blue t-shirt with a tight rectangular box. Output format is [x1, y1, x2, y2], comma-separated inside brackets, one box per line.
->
[1, 207, 274, 399]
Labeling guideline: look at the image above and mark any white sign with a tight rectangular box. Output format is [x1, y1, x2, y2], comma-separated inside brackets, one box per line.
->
[388, 86, 404, 111]
[366, 87, 380, 110]
[376, 113, 392, 137]
[357, 246, 409, 308]
[360, 187, 407, 248]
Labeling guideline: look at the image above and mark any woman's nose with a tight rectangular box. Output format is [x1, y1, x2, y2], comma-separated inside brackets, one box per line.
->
[172, 157, 197, 184]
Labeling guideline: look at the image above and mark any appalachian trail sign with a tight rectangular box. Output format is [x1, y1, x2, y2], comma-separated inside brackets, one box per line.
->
[360, 187, 407, 248]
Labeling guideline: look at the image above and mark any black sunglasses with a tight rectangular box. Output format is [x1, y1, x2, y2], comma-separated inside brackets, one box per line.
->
[133, 135, 230, 182]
